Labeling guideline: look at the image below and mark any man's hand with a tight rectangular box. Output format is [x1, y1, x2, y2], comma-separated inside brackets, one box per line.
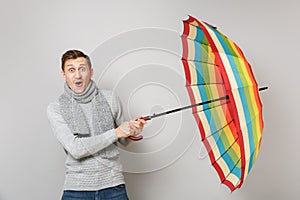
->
[115, 118, 146, 139]
[129, 117, 146, 136]
[115, 121, 132, 138]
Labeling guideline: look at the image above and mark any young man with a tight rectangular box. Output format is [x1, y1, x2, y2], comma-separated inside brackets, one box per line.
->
[47, 50, 145, 200]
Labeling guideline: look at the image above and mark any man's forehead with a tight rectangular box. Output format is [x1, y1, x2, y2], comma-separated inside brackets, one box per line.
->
[65, 57, 88, 67]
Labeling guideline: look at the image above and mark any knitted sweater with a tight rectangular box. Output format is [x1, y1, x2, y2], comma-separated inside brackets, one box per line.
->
[47, 90, 127, 191]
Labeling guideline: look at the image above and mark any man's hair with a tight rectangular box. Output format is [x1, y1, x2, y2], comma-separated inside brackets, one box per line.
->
[61, 50, 92, 71]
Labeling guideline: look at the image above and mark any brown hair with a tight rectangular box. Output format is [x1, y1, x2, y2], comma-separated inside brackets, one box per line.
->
[61, 50, 92, 71]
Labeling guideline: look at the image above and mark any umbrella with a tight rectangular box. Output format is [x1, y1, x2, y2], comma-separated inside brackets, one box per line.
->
[180, 15, 266, 191]
[129, 15, 267, 192]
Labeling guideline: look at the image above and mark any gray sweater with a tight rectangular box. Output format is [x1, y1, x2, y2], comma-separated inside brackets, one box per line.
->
[47, 90, 127, 191]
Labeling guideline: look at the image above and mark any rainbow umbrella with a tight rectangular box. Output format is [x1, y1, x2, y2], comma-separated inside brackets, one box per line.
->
[130, 16, 267, 192]
[181, 15, 266, 191]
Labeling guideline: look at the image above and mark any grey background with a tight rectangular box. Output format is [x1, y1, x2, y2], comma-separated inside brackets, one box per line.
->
[0, 0, 299, 199]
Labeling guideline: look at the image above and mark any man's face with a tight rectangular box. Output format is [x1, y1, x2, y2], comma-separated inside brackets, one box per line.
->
[61, 57, 94, 94]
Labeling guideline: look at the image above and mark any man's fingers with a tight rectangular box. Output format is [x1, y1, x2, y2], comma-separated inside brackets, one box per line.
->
[135, 116, 146, 124]
[129, 121, 143, 128]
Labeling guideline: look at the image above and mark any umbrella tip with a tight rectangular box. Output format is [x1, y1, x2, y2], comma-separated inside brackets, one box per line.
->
[259, 86, 268, 91]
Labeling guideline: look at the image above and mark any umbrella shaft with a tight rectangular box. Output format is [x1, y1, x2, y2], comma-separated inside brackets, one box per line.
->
[145, 95, 229, 120]
[143, 86, 268, 121]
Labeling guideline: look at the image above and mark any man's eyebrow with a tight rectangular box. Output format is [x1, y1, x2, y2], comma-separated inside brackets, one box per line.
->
[66, 64, 75, 67]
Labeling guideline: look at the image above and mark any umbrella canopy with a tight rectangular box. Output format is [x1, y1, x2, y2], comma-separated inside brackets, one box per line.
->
[181, 16, 264, 191]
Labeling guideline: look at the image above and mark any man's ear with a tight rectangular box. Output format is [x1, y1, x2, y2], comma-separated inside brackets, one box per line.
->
[61, 70, 66, 81]
[90, 68, 94, 77]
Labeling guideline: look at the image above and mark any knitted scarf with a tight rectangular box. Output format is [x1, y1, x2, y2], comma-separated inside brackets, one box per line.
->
[58, 80, 119, 158]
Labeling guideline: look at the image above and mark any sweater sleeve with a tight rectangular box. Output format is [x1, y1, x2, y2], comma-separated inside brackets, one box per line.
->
[102, 90, 130, 146]
[47, 102, 118, 159]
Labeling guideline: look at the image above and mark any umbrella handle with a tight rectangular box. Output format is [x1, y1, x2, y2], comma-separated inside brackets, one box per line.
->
[128, 116, 151, 141]
[128, 135, 143, 141]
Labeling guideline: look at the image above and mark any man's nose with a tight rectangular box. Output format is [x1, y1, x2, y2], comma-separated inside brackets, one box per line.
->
[75, 69, 82, 78]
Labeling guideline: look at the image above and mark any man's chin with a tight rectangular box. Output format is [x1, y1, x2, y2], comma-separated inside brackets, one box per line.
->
[72, 87, 85, 94]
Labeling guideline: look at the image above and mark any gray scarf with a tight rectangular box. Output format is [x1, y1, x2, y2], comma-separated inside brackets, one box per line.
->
[58, 80, 119, 158]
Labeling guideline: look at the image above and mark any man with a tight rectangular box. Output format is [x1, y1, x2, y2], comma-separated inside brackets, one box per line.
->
[47, 49, 145, 200]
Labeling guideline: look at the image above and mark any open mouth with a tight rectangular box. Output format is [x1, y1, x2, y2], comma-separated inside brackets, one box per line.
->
[74, 80, 83, 87]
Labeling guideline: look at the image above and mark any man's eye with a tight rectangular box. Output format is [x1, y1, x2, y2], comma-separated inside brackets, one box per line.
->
[69, 68, 75, 73]
[79, 67, 86, 72]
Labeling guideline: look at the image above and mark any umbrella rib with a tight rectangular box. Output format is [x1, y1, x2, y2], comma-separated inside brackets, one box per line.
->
[210, 134, 242, 184]
[187, 83, 225, 87]
[207, 123, 247, 187]
[183, 34, 210, 46]
[183, 20, 217, 30]
[182, 20, 203, 29]
[204, 119, 234, 140]
[184, 36, 245, 61]
[222, 157, 242, 184]
[192, 99, 229, 115]
[183, 59, 217, 67]
[184, 35, 209, 45]
[208, 107, 262, 160]
[212, 134, 238, 165]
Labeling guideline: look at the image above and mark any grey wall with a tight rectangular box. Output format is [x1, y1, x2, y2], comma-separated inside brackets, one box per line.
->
[0, 0, 299, 199]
